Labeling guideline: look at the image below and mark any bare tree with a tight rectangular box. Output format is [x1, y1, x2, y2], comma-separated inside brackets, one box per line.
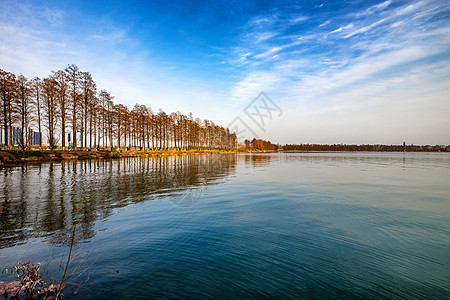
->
[42, 77, 59, 150]
[89, 94, 99, 149]
[16, 74, 33, 150]
[99, 90, 114, 149]
[0, 69, 16, 148]
[53, 70, 69, 149]
[31, 77, 43, 148]
[114, 104, 128, 150]
[81, 72, 96, 148]
[65, 64, 80, 149]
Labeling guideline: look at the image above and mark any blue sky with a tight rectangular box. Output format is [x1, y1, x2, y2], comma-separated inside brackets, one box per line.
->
[1, 0, 449, 144]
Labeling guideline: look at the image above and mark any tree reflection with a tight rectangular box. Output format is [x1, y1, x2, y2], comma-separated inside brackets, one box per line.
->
[0, 154, 237, 248]
[244, 154, 273, 167]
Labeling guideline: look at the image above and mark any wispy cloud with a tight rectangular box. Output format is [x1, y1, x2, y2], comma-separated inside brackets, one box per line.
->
[319, 20, 330, 27]
[344, 0, 441, 39]
[290, 15, 308, 24]
[254, 46, 283, 59]
[357, 0, 392, 17]
[240, 52, 252, 61]
[293, 45, 438, 96]
[230, 0, 450, 143]
[245, 31, 277, 43]
[394, 2, 420, 17]
[344, 18, 386, 38]
[253, 40, 303, 60]
[231, 71, 282, 103]
[329, 23, 353, 34]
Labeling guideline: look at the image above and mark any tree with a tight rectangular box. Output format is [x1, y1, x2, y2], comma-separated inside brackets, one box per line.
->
[133, 104, 148, 150]
[65, 64, 80, 149]
[31, 77, 43, 148]
[16, 74, 33, 150]
[244, 139, 251, 150]
[42, 77, 59, 150]
[0, 69, 16, 148]
[80, 72, 96, 148]
[89, 94, 99, 148]
[99, 90, 114, 149]
[114, 104, 128, 150]
[53, 70, 69, 149]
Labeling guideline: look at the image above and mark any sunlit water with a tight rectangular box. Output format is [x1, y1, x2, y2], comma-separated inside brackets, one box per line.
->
[1, 153, 449, 299]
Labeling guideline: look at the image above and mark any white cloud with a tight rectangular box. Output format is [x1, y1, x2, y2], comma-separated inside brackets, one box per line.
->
[319, 20, 331, 27]
[248, 31, 277, 43]
[394, 3, 418, 17]
[254, 46, 283, 59]
[232, 71, 282, 103]
[252, 40, 303, 60]
[248, 15, 278, 27]
[344, 19, 386, 38]
[358, 0, 392, 17]
[329, 23, 353, 34]
[293, 45, 438, 96]
[291, 16, 308, 24]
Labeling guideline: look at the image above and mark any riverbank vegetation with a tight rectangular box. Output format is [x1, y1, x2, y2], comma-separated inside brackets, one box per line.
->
[0, 149, 246, 166]
[0, 66, 237, 152]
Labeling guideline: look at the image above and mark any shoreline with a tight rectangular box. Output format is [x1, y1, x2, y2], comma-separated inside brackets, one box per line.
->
[0, 149, 447, 167]
[0, 149, 247, 167]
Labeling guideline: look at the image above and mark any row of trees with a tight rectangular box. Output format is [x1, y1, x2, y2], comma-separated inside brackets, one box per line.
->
[0, 65, 237, 151]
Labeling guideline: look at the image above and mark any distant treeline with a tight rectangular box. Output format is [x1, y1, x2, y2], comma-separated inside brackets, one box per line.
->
[244, 139, 449, 152]
[0, 65, 237, 151]
[283, 144, 449, 152]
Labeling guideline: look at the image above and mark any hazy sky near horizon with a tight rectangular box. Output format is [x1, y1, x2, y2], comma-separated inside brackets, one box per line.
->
[1, 0, 449, 145]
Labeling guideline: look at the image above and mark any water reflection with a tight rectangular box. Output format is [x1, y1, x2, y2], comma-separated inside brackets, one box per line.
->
[243, 154, 273, 167]
[1, 153, 449, 299]
[0, 154, 237, 248]
[277, 152, 450, 169]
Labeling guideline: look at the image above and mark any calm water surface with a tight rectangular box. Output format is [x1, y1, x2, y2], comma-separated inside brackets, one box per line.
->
[1, 153, 449, 299]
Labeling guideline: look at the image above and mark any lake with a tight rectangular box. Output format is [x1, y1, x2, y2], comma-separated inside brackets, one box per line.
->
[1, 153, 449, 299]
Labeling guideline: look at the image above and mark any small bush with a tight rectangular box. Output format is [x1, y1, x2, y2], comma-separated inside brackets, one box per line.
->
[110, 151, 121, 159]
